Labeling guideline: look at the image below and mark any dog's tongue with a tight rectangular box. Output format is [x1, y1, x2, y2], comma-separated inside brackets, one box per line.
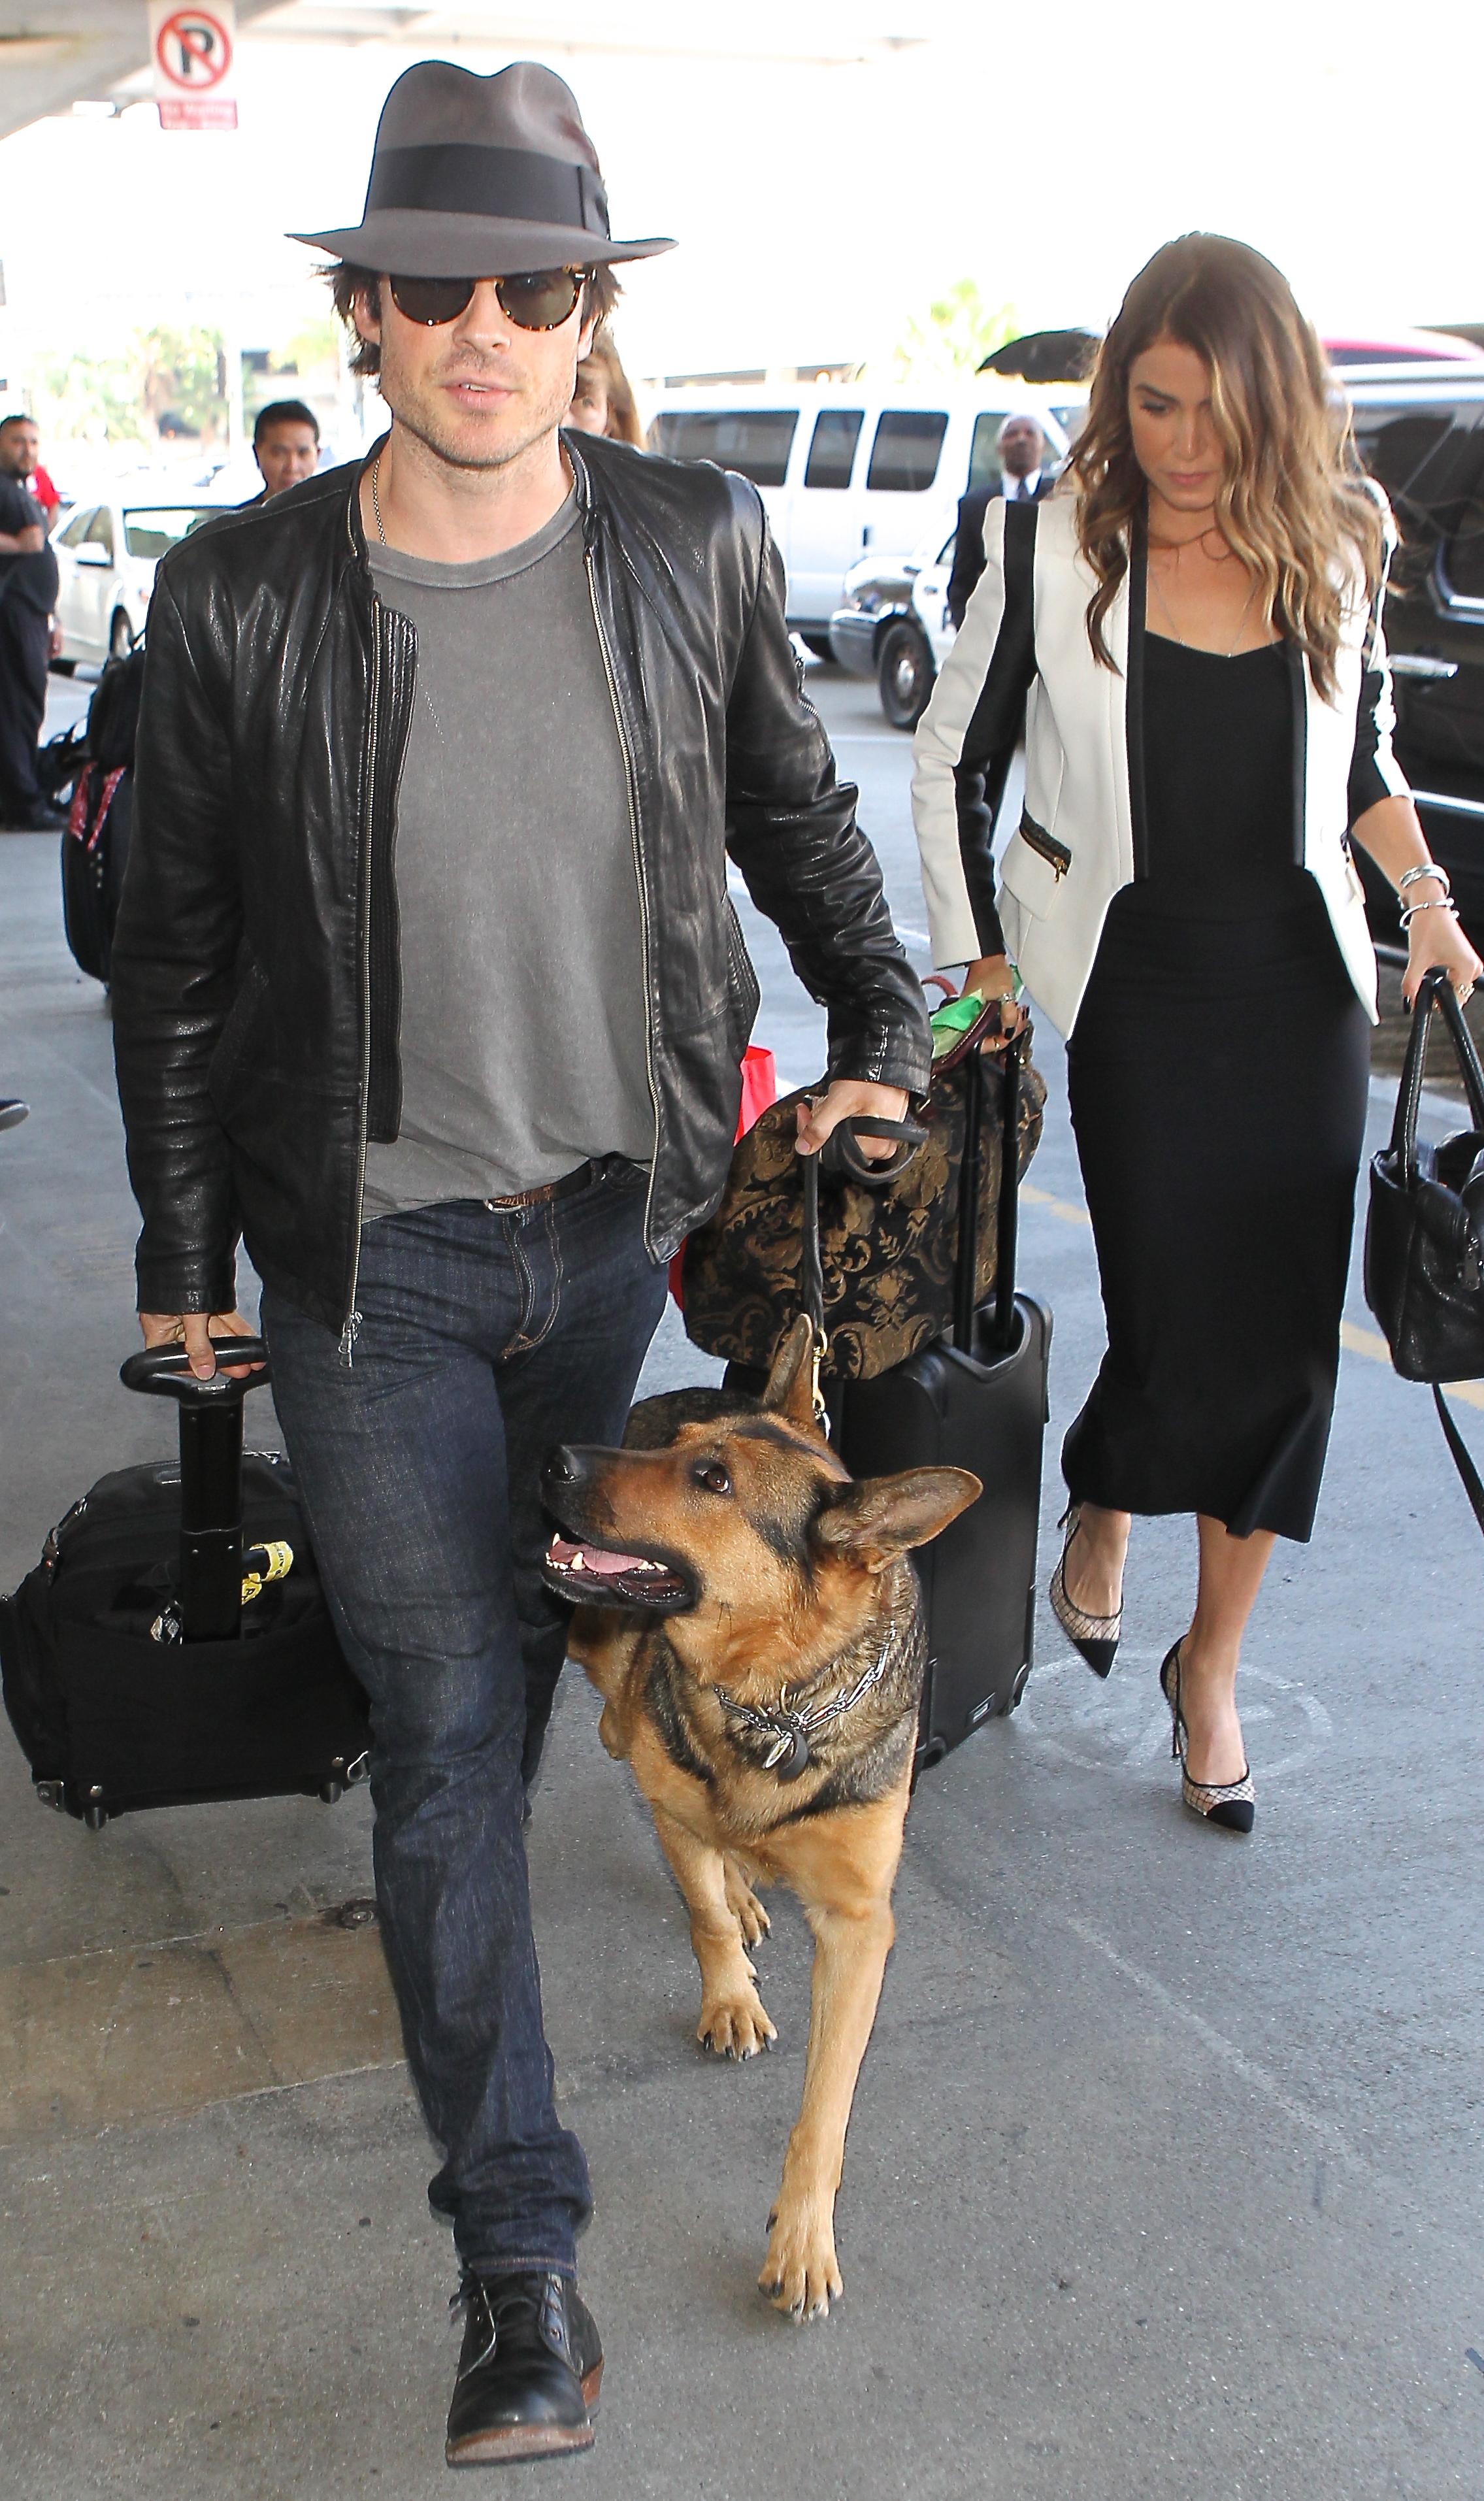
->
[548, 1534, 655, 1576]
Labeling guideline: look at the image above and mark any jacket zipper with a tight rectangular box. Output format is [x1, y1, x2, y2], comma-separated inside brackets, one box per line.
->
[338, 594, 380, 1365]
[1017, 808, 1071, 879]
[584, 538, 660, 1249]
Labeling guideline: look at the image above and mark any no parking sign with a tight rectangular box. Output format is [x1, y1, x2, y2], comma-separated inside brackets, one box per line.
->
[150, 1, 239, 131]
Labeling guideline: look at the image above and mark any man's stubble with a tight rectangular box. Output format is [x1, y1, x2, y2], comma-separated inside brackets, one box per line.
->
[378, 332, 577, 479]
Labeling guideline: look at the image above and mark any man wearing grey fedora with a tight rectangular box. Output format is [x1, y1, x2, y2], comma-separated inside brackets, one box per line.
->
[112, 58, 929, 2464]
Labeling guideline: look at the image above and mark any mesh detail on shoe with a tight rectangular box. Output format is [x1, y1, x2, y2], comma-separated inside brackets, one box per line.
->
[1049, 1508, 1122, 1644]
[1181, 1766, 1256, 1815]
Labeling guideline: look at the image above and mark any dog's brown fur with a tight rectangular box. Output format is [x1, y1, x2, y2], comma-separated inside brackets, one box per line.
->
[543, 1319, 978, 2319]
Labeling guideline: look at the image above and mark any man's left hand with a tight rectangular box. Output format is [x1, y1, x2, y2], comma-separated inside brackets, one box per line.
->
[795, 1079, 910, 1164]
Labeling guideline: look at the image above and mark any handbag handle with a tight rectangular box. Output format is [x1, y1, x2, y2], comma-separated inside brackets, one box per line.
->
[817, 1113, 928, 1186]
[1389, 967, 1484, 1182]
[799, 1150, 825, 1338]
[1432, 1384, 1484, 1538]
[954, 1031, 1024, 1355]
[800, 1108, 928, 1315]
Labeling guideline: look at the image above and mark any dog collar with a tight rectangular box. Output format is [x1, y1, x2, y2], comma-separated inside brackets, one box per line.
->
[714, 1632, 897, 1783]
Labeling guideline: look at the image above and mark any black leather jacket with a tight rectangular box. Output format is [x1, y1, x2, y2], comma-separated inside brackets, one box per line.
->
[112, 433, 931, 1339]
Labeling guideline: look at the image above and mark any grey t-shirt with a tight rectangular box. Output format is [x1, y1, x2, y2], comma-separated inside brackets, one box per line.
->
[363, 493, 651, 1218]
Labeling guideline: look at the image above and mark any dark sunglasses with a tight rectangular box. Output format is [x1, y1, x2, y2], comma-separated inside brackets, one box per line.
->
[387, 269, 589, 332]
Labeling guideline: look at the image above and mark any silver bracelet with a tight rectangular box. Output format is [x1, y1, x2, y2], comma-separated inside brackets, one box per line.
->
[1400, 897, 1459, 931]
[1398, 861, 1451, 898]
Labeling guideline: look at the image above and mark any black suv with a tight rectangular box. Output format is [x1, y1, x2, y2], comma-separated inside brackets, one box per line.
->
[1349, 367, 1484, 952]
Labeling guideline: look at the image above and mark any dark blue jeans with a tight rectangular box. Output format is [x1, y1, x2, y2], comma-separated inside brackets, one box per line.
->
[260, 1161, 667, 2276]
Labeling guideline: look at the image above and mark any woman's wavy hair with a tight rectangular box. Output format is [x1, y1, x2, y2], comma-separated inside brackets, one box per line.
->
[1072, 234, 1383, 699]
[575, 327, 644, 447]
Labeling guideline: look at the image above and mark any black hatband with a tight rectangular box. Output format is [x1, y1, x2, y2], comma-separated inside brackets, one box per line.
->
[367, 144, 610, 240]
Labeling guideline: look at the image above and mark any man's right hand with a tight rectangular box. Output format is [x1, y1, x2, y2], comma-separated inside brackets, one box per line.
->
[139, 1309, 264, 1381]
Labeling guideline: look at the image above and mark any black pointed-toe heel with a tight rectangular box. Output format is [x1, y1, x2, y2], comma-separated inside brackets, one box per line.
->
[1048, 1502, 1122, 1678]
[1159, 1642, 1255, 1834]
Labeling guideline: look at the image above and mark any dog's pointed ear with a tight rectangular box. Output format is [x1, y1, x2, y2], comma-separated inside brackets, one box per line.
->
[813, 1467, 981, 1570]
[761, 1314, 819, 1429]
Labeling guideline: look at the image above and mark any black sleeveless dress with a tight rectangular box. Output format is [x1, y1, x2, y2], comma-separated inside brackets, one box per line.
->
[1061, 631, 1370, 1542]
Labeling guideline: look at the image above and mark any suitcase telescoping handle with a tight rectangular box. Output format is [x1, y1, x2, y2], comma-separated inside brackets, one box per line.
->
[119, 1337, 272, 1643]
[953, 1032, 1022, 1359]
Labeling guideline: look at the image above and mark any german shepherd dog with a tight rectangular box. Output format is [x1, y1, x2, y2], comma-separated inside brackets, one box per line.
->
[541, 1317, 979, 2320]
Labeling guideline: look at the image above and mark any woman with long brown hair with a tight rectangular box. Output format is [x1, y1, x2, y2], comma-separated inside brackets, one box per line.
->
[913, 234, 1479, 1832]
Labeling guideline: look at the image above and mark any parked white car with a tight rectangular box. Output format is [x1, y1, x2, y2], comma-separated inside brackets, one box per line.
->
[646, 382, 1080, 644]
[829, 527, 959, 729]
[51, 493, 233, 669]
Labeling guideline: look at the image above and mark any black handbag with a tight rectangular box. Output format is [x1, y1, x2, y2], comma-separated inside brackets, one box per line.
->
[1364, 967, 1484, 1530]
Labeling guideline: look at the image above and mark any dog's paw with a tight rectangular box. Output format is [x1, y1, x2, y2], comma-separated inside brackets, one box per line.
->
[723, 1861, 771, 1949]
[758, 2203, 842, 2322]
[697, 1991, 777, 2061]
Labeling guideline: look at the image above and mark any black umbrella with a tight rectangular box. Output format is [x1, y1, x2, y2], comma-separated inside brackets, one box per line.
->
[978, 327, 1100, 383]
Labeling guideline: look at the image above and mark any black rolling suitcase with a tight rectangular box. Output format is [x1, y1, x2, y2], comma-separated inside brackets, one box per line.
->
[0, 1338, 371, 1828]
[836, 1034, 1052, 1774]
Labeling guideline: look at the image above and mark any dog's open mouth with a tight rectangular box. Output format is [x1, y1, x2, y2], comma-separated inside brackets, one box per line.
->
[543, 1533, 693, 1611]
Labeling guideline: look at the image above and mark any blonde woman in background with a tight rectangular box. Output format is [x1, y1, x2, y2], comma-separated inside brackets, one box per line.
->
[567, 327, 645, 446]
[912, 234, 1479, 1834]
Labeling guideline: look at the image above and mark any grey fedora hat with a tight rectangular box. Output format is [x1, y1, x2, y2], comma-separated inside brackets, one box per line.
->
[292, 59, 674, 276]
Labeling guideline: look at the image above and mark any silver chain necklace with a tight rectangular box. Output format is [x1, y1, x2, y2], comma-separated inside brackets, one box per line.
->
[1149, 542, 1259, 657]
[370, 454, 387, 547]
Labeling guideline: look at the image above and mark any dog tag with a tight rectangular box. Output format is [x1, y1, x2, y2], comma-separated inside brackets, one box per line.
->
[765, 1727, 810, 1780]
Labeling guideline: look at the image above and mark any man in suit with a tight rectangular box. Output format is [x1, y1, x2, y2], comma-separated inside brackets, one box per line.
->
[946, 412, 1057, 628]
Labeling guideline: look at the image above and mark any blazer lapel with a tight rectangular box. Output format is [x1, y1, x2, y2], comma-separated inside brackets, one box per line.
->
[1116, 510, 1148, 880]
[1285, 638, 1310, 866]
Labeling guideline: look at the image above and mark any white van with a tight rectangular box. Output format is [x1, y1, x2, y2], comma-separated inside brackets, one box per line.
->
[645, 381, 1083, 646]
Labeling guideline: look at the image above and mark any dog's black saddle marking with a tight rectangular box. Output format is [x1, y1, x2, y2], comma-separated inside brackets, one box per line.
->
[645, 1643, 715, 1787]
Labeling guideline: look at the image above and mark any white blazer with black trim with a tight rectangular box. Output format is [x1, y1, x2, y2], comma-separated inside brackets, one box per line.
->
[911, 488, 1408, 1035]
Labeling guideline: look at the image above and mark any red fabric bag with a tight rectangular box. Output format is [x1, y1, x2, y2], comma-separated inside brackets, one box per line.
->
[668, 1043, 777, 1308]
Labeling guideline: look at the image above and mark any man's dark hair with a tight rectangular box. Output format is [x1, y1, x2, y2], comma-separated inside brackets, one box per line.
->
[254, 397, 320, 446]
[327, 263, 620, 378]
[0, 412, 34, 432]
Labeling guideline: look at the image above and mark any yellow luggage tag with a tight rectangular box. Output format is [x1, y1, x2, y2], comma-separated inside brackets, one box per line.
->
[241, 1540, 294, 1606]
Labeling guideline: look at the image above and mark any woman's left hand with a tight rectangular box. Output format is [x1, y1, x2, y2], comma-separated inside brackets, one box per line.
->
[1402, 905, 1481, 1010]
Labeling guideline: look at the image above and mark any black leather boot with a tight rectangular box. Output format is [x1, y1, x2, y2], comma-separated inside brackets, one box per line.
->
[445, 2269, 602, 2467]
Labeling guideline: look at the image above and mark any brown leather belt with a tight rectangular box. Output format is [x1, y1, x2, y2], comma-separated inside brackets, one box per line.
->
[484, 1160, 597, 1212]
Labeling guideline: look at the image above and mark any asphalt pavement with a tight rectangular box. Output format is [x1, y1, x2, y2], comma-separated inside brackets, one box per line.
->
[1, 661, 1482, 2500]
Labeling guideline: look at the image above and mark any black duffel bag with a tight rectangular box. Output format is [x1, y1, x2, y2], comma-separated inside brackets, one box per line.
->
[1365, 967, 1484, 1529]
[0, 1338, 371, 1828]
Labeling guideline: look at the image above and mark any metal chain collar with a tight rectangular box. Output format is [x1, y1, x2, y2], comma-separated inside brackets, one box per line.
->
[714, 1629, 897, 1781]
